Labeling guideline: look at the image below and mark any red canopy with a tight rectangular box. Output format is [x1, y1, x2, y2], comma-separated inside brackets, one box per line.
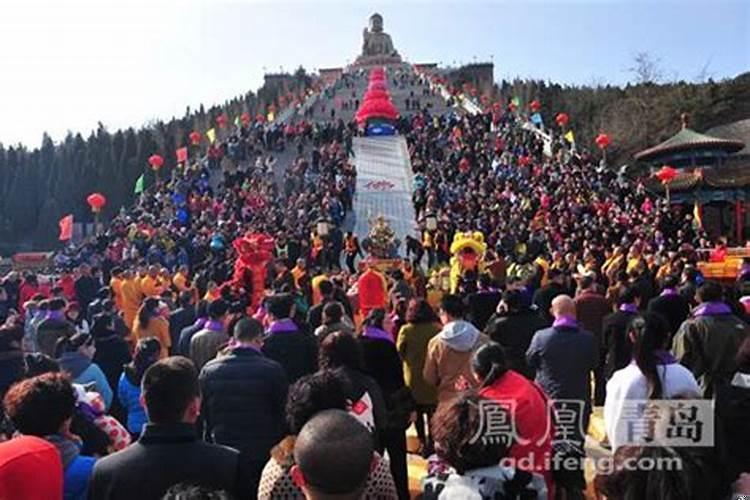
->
[367, 81, 388, 92]
[356, 98, 399, 124]
[363, 88, 391, 101]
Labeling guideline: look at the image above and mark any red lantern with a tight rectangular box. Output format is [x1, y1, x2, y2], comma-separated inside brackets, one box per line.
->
[240, 112, 251, 126]
[656, 165, 678, 184]
[492, 102, 502, 112]
[148, 154, 164, 170]
[256, 114, 266, 124]
[555, 113, 569, 127]
[86, 193, 106, 213]
[595, 133, 611, 149]
[216, 114, 228, 128]
[530, 100, 541, 112]
[189, 131, 201, 146]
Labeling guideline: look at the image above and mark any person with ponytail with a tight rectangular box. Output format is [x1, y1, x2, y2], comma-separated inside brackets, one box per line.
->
[118, 337, 161, 437]
[604, 313, 700, 451]
[473, 342, 555, 495]
[131, 297, 170, 359]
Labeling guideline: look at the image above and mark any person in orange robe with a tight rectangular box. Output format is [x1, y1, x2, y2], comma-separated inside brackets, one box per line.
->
[357, 264, 388, 319]
[120, 270, 143, 334]
[131, 297, 171, 358]
[140, 266, 165, 298]
[109, 268, 125, 313]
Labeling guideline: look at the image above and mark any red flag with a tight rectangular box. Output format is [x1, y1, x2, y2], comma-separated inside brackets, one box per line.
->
[176, 147, 188, 163]
[59, 214, 73, 241]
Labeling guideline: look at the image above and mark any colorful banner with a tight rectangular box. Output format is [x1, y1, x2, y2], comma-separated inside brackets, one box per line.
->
[134, 174, 145, 194]
[58, 214, 73, 241]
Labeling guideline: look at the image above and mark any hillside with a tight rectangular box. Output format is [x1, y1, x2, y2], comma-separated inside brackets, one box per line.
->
[0, 69, 313, 254]
[491, 72, 750, 165]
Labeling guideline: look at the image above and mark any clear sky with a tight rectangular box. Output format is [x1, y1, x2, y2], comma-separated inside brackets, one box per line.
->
[1, 0, 747, 147]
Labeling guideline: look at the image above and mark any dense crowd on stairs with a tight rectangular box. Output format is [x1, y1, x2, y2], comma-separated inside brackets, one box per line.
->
[0, 67, 749, 500]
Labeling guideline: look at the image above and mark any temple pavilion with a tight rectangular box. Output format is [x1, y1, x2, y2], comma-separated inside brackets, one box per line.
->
[638, 114, 748, 242]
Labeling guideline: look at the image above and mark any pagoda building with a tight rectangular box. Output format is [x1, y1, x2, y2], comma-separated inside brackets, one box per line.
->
[638, 114, 747, 242]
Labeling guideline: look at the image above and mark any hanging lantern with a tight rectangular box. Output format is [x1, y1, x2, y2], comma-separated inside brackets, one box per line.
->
[529, 100, 541, 112]
[86, 193, 106, 213]
[595, 133, 611, 149]
[148, 154, 164, 170]
[656, 165, 678, 184]
[216, 114, 228, 128]
[189, 131, 202, 146]
[240, 112, 251, 126]
[555, 113, 569, 127]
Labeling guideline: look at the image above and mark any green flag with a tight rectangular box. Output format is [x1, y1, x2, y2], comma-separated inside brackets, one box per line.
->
[134, 173, 145, 194]
[512, 96, 521, 107]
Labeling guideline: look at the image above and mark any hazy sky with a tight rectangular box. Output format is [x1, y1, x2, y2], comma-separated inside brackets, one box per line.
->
[1, 0, 747, 147]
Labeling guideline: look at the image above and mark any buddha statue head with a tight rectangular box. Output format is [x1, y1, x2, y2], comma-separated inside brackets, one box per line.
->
[369, 13, 384, 33]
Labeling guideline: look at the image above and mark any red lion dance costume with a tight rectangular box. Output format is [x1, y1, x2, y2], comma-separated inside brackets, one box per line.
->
[229, 232, 275, 313]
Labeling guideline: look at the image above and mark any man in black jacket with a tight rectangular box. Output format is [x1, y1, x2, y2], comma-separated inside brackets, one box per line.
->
[264, 293, 318, 383]
[88, 357, 249, 500]
[177, 301, 208, 356]
[532, 269, 568, 324]
[169, 292, 195, 355]
[602, 286, 640, 381]
[307, 279, 352, 331]
[200, 317, 288, 498]
[647, 275, 690, 341]
[484, 289, 547, 380]
[36, 298, 73, 357]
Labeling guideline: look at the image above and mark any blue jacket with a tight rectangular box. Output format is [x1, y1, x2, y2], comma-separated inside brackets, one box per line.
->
[526, 323, 595, 405]
[65, 455, 96, 500]
[118, 370, 147, 435]
[60, 353, 113, 410]
[199, 347, 288, 461]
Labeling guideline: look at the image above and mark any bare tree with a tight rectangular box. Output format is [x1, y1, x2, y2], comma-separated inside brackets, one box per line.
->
[694, 57, 714, 83]
[627, 52, 664, 84]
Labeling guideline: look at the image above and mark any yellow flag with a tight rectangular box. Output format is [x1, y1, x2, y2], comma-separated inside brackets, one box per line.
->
[564, 130, 575, 143]
[206, 128, 216, 144]
[267, 112, 275, 123]
[693, 201, 703, 229]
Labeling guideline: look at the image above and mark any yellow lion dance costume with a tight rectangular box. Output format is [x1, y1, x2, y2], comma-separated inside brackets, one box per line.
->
[449, 231, 487, 293]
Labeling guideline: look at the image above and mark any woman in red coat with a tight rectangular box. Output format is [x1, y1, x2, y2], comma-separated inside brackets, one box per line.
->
[473, 342, 555, 495]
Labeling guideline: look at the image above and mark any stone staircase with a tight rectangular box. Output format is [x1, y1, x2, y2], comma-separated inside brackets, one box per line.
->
[352, 135, 416, 244]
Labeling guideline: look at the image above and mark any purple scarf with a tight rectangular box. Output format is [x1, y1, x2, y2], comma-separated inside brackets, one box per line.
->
[204, 319, 224, 332]
[553, 315, 578, 329]
[654, 350, 677, 365]
[267, 318, 299, 335]
[660, 288, 678, 297]
[693, 301, 732, 317]
[619, 303, 638, 314]
[193, 317, 208, 329]
[362, 326, 394, 344]
[46, 310, 65, 321]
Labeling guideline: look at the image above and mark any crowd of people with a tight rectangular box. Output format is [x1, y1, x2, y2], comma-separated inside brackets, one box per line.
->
[0, 67, 749, 500]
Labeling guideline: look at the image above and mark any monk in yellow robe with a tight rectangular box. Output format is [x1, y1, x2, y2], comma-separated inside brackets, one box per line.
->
[120, 270, 143, 334]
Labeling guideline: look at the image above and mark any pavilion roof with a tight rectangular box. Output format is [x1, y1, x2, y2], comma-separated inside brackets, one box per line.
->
[634, 127, 745, 162]
[644, 161, 750, 193]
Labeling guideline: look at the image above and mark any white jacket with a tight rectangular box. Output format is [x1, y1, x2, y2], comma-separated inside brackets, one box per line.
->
[604, 361, 700, 451]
